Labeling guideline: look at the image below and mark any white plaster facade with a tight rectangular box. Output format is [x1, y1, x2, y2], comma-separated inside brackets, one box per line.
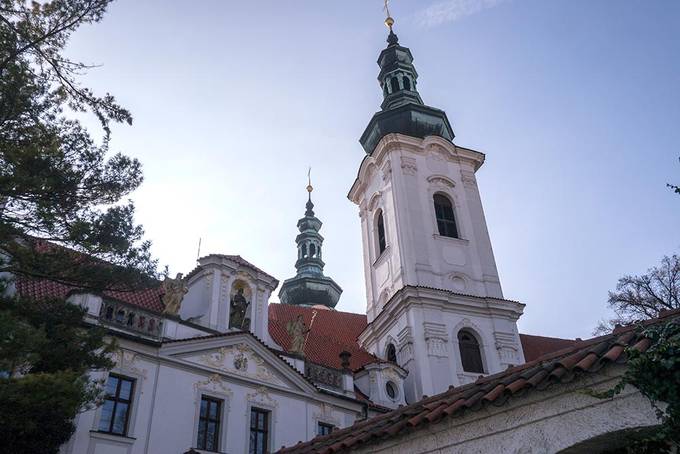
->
[60, 335, 364, 454]
[56, 256, 401, 454]
[350, 134, 526, 401]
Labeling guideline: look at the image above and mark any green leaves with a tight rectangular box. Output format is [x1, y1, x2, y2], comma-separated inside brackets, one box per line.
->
[0, 294, 115, 453]
[0, 1, 157, 452]
[0, 0, 159, 291]
[595, 321, 680, 452]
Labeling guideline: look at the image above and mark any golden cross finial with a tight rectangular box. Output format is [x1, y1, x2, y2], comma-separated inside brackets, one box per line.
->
[383, 0, 394, 30]
[306, 167, 313, 193]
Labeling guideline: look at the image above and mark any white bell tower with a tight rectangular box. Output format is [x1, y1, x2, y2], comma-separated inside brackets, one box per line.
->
[352, 22, 525, 403]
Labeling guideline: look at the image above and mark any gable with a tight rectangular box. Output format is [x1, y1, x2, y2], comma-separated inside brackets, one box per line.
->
[161, 333, 316, 394]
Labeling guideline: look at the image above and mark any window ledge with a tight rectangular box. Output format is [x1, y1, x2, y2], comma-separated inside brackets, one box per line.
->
[189, 449, 228, 454]
[432, 234, 469, 245]
[372, 245, 391, 267]
[89, 430, 136, 444]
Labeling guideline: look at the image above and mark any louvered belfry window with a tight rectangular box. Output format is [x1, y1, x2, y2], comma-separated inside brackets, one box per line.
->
[434, 194, 458, 238]
[458, 330, 484, 373]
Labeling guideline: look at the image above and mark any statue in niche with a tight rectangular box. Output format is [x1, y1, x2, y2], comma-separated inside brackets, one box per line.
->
[162, 273, 188, 316]
[286, 315, 310, 355]
[229, 287, 250, 330]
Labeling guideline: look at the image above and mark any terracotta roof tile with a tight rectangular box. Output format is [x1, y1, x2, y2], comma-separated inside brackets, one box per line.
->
[268, 304, 378, 371]
[277, 309, 680, 454]
[15, 276, 164, 313]
[519, 333, 578, 362]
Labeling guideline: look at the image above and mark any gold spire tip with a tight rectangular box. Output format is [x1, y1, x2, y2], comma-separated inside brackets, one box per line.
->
[383, 0, 394, 30]
[307, 167, 313, 193]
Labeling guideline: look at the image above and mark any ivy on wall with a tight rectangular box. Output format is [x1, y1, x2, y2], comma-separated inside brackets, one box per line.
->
[596, 321, 680, 453]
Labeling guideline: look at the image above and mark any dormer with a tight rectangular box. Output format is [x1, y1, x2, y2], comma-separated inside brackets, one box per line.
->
[179, 254, 278, 341]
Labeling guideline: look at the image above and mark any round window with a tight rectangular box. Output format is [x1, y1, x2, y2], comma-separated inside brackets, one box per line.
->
[385, 381, 397, 400]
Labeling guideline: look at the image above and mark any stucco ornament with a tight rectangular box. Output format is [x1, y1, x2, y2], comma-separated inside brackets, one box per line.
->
[161, 273, 188, 315]
[193, 373, 233, 398]
[246, 386, 279, 408]
[233, 352, 248, 371]
[112, 349, 148, 379]
[286, 315, 309, 355]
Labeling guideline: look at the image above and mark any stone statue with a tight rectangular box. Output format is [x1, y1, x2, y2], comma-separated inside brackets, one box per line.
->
[286, 315, 309, 355]
[161, 273, 188, 316]
[229, 287, 250, 330]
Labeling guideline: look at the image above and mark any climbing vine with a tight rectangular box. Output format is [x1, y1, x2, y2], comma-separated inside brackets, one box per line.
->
[597, 320, 680, 453]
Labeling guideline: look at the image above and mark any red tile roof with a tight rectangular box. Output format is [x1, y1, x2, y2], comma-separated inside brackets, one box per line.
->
[186, 254, 278, 282]
[520, 333, 578, 362]
[15, 276, 165, 313]
[277, 309, 680, 454]
[16, 274, 578, 369]
[268, 304, 378, 371]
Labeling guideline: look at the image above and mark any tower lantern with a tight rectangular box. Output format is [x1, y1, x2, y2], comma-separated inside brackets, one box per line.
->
[279, 179, 343, 309]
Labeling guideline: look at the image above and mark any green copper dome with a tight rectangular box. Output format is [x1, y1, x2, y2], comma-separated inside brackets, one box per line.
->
[360, 29, 455, 154]
[278, 192, 342, 308]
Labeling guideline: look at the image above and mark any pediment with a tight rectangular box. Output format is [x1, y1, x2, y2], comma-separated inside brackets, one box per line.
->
[161, 334, 314, 393]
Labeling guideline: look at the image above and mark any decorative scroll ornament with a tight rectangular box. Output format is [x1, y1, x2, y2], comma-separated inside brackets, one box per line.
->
[246, 386, 279, 408]
[193, 374, 233, 398]
[113, 349, 148, 379]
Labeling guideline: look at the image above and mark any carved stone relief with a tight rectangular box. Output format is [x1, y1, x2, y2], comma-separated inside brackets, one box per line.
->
[397, 326, 415, 365]
[246, 386, 279, 409]
[460, 169, 477, 188]
[423, 322, 449, 358]
[196, 343, 281, 385]
[494, 331, 520, 365]
[112, 349, 148, 379]
[400, 156, 417, 175]
[193, 374, 234, 398]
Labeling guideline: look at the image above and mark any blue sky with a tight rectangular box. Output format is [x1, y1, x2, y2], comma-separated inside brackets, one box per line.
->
[66, 0, 680, 339]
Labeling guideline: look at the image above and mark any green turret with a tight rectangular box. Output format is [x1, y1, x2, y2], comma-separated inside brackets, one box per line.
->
[360, 25, 455, 154]
[278, 184, 342, 308]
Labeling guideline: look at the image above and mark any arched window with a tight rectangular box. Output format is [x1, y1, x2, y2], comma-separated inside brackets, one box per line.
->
[310, 243, 316, 258]
[386, 343, 397, 363]
[301, 243, 307, 258]
[376, 210, 386, 255]
[458, 330, 484, 373]
[403, 77, 411, 91]
[434, 194, 458, 238]
[390, 77, 399, 93]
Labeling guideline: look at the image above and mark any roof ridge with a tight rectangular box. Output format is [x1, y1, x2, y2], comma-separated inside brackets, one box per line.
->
[277, 311, 680, 453]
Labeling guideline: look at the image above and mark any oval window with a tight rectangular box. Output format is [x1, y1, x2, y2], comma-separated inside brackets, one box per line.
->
[386, 381, 397, 399]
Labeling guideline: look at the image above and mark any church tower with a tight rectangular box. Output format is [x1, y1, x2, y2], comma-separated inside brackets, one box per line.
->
[351, 18, 525, 402]
[279, 182, 343, 308]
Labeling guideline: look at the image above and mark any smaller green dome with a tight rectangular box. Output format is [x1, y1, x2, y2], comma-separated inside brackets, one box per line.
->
[278, 191, 343, 308]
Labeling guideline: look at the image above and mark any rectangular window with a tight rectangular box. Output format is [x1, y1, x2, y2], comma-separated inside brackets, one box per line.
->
[317, 422, 334, 436]
[197, 396, 222, 451]
[249, 407, 270, 454]
[98, 374, 134, 436]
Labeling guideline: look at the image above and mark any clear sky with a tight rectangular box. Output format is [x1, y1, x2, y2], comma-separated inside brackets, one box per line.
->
[66, 0, 680, 339]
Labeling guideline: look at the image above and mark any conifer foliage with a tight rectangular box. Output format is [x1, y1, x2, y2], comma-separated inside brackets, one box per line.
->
[0, 1, 157, 452]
